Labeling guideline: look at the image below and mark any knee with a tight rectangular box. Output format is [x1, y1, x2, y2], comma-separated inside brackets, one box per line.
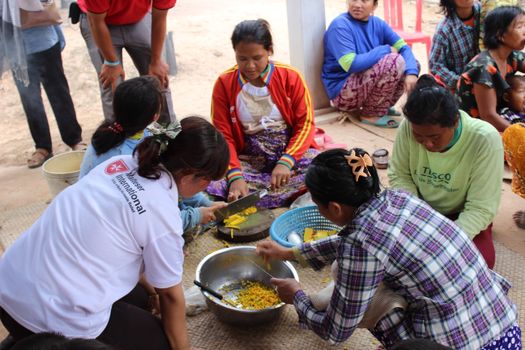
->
[380, 53, 406, 75]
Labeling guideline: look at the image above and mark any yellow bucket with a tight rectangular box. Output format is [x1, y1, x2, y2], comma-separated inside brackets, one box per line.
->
[42, 150, 85, 197]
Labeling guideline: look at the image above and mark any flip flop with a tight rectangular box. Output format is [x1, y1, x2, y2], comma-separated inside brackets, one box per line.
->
[387, 107, 401, 116]
[360, 115, 399, 128]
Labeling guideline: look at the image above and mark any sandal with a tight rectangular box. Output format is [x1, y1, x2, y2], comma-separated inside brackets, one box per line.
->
[360, 115, 399, 128]
[372, 148, 389, 169]
[387, 107, 401, 116]
[27, 148, 52, 169]
[71, 142, 88, 151]
[512, 210, 525, 229]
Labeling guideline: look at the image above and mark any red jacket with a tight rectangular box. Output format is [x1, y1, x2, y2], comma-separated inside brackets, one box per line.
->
[211, 62, 317, 183]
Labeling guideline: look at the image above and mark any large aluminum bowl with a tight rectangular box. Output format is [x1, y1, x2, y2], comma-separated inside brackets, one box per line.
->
[195, 246, 299, 325]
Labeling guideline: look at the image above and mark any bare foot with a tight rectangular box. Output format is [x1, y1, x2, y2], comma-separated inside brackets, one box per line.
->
[512, 210, 525, 229]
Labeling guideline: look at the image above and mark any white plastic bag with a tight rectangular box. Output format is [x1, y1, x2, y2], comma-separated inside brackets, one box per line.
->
[290, 192, 315, 209]
[184, 285, 208, 316]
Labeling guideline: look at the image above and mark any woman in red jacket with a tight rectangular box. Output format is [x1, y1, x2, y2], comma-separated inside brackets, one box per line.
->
[207, 19, 318, 208]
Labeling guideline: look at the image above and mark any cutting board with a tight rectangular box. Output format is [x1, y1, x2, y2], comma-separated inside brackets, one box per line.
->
[217, 208, 275, 242]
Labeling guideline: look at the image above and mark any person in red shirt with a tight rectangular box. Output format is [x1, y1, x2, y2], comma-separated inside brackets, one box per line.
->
[207, 19, 318, 208]
[77, 0, 176, 122]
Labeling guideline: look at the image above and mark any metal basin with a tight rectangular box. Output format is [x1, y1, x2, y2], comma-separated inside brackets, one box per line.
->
[195, 246, 299, 325]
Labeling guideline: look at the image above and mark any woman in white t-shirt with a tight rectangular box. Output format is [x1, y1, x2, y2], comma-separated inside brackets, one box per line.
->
[0, 116, 229, 350]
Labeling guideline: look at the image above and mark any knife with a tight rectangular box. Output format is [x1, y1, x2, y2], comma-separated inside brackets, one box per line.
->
[215, 189, 268, 222]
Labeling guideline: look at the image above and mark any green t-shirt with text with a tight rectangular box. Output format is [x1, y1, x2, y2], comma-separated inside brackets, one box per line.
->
[388, 111, 503, 239]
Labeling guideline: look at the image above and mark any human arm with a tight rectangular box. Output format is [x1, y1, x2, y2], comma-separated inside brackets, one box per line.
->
[157, 283, 192, 350]
[429, 26, 461, 90]
[210, 76, 247, 198]
[149, 8, 170, 88]
[227, 179, 249, 201]
[198, 202, 227, 224]
[473, 83, 510, 131]
[274, 67, 315, 182]
[456, 130, 503, 238]
[181, 192, 213, 208]
[325, 22, 391, 74]
[271, 164, 291, 189]
[257, 235, 342, 270]
[291, 240, 383, 343]
[78, 144, 96, 178]
[388, 120, 420, 195]
[404, 74, 418, 94]
[140, 274, 160, 315]
[383, 21, 419, 77]
[86, 11, 124, 89]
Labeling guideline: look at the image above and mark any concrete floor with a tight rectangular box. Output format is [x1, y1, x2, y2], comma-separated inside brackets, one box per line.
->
[0, 114, 524, 343]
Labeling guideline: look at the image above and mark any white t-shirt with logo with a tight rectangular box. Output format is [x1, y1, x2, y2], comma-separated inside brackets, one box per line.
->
[0, 155, 184, 338]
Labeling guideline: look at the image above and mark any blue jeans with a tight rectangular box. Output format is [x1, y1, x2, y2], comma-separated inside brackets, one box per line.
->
[13, 42, 82, 152]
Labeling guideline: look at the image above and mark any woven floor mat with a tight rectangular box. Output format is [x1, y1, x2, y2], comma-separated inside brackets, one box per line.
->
[182, 229, 380, 349]
[0, 204, 523, 348]
[183, 232, 525, 349]
[0, 202, 48, 252]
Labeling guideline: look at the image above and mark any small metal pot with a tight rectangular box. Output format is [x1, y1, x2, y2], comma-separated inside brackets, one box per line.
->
[195, 246, 299, 325]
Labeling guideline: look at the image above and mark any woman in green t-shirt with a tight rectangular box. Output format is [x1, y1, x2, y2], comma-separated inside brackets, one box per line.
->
[389, 75, 503, 268]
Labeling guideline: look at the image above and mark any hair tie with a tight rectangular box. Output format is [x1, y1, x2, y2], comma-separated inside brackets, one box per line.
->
[108, 121, 124, 134]
[344, 150, 373, 182]
[147, 120, 182, 155]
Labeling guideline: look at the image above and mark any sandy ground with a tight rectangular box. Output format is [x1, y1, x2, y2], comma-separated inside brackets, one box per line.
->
[0, 0, 441, 210]
[1, 0, 524, 346]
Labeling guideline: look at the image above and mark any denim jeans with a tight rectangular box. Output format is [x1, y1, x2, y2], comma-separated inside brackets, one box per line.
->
[13, 42, 82, 153]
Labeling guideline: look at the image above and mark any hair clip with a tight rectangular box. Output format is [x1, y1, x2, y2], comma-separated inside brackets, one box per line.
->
[344, 150, 373, 182]
[147, 120, 182, 155]
[108, 121, 124, 134]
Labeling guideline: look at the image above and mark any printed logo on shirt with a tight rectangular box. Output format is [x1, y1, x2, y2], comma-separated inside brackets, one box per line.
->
[105, 159, 129, 175]
[112, 172, 147, 215]
[415, 166, 458, 192]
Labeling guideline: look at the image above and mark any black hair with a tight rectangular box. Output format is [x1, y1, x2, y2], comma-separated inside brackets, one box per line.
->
[389, 339, 453, 350]
[439, 0, 457, 18]
[507, 74, 525, 89]
[11, 332, 117, 350]
[135, 116, 229, 181]
[231, 19, 273, 51]
[305, 148, 380, 208]
[484, 6, 525, 49]
[91, 76, 162, 156]
[403, 74, 459, 127]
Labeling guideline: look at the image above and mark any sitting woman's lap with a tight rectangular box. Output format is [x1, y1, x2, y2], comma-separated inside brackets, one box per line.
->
[207, 126, 319, 208]
[333, 53, 406, 117]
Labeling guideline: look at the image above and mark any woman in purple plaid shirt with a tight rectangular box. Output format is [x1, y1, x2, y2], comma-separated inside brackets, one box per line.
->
[257, 148, 520, 349]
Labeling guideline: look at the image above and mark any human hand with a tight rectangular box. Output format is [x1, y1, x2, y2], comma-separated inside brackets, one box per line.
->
[390, 46, 398, 54]
[227, 179, 249, 202]
[147, 293, 160, 316]
[404, 74, 418, 95]
[270, 278, 301, 304]
[256, 240, 294, 263]
[149, 58, 170, 88]
[199, 202, 227, 224]
[99, 64, 125, 90]
[271, 164, 291, 190]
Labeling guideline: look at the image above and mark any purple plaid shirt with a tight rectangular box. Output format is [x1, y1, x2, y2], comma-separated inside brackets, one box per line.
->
[429, 3, 480, 90]
[293, 190, 517, 349]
